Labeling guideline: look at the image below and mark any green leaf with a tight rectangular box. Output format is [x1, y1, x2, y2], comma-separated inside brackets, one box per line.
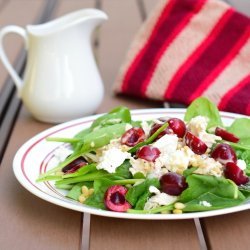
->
[115, 160, 132, 179]
[227, 118, 250, 146]
[134, 190, 151, 210]
[90, 106, 131, 129]
[184, 97, 223, 128]
[180, 175, 245, 210]
[183, 167, 198, 178]
[125, 178, 160, 207]
[80, 123, 127, 153]
[183, 192, 245, 212]
[238, 183, 250, 198]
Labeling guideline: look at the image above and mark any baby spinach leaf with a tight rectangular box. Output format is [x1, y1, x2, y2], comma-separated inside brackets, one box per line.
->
[125, 178, 160, 206]
[80, 123, 127, 153]
[184, 97, 223, 128]
[183, 192, 245, 212]
[180, 174, 245, 203]
[183, 167, 198, 178]
[115, 160, 132, 179]
[238, 183, 250, 198]
[227, 118, 250, 146]
[134, 190, 151, 210]
[90, 106, 131, 129]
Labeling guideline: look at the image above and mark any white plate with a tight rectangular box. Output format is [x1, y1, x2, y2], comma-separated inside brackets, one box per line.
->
[13, 109, 250, 220]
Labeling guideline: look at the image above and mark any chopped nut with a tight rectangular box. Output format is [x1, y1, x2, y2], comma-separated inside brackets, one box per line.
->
[174, 202, 185, 210]
[78, 194, 86, 203]
[81, 186, 89, 196]
[173, 209, 183, 214]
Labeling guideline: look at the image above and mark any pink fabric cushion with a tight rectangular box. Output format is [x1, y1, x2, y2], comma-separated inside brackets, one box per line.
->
[114, 0, 250, 115]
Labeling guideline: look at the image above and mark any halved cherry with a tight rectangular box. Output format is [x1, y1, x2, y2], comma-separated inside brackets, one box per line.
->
[121, 127, 145, 147]
[211, 143, 237, 165]
[136, 145, 161, 162]
[104, 185, 131, 212]
[160, 173, 188, 196]
[185, 131, 207, 155]
[215, 127, 239, 143]
[224, 162, 249, 185]
[149, 118, 186, 140]
[62, 157, 87, 174]
[167, 118, 186, 138]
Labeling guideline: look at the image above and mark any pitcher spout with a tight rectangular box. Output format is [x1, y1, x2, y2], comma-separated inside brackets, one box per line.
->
[26, 9, 108, 37]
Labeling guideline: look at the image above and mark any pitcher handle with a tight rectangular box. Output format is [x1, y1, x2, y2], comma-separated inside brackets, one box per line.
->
[0, 25, 28, 93]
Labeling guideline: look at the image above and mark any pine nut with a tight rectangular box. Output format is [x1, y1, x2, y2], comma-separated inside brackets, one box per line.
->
[174, 202, 185, 210]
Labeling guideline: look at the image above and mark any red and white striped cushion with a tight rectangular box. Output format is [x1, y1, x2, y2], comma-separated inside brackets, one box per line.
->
[114, 0, 250, 115]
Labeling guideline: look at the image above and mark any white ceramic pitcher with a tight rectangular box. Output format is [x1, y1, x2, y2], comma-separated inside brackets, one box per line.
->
[0, 9, 108, 123]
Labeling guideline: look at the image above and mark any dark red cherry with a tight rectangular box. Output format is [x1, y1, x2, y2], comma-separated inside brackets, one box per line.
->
[62, 157, 87, 174]
[160, 173, 188, 196]
[211, 143, 237, 165]
[185, 131, 207, 155]
[167, 118, 186, 138]
[136, 145, 161, 162]
[104, 185, 131, 212]
[121, 127, 145, 147]
[149, 118, 186, 140]
[215, 127, 239, 143]
[224, 162, 249, 185]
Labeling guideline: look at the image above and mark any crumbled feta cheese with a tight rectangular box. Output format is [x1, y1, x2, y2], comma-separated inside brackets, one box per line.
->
[199, 200, 212, 207]
[188, 116, 208, 136]
[97, 148, 131, 173]
[191, 156, 223, 177]
[199, 132, 221, 148]
[129, 158, 154, 176]
[144, 186, 178, 210]
[149, 185, 161, 194]
[140, 120, 152, 137]
[187, 116, 221, 148]
[153, 134, 178, 155]
[237, 159, 247, 170]
[155, 146, 194, 174]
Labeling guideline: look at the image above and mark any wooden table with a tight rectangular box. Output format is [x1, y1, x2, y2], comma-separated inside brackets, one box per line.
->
[0, 1, 249, 249]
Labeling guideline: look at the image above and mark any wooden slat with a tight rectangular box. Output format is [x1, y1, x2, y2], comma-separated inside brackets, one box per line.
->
[202, 210, 250, 249]
[90, 216, 200, 250]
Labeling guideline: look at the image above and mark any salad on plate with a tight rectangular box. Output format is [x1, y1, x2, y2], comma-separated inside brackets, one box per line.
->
[37, 97, 250, 214]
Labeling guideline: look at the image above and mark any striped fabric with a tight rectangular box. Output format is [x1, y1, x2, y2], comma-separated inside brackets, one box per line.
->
[114, 0, 250, 115]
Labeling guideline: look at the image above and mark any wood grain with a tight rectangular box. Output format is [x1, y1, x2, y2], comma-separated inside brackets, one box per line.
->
[202, 210, 250, 249]
[90, 216, 200, 250]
